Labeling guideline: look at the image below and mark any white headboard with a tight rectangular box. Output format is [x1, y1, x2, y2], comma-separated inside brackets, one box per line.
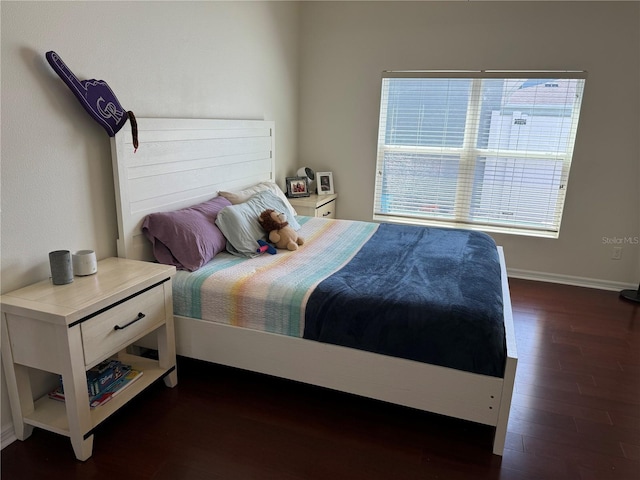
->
[111, 118, 275, 262]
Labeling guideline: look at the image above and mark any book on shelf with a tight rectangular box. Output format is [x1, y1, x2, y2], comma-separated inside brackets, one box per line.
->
[47, 360, 143, 408]
[87, 359, 131, 396]
[47, 385, 66, 402]
[89, 369, 143, 408]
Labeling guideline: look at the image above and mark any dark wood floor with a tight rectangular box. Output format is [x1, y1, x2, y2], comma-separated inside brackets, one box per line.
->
[2, 278, 639, 479]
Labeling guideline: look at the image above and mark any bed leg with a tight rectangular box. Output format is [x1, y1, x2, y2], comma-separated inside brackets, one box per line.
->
[493, 356, 517, 455]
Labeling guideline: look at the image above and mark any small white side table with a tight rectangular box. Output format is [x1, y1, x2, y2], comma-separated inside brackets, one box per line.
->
[1, 257, 177, 460]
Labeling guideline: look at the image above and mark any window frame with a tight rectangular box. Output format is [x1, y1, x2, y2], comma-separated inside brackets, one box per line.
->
[373, 70, 587, 238]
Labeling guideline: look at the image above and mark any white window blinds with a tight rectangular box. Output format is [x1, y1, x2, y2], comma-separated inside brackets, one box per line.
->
[374, 71, 586, 238]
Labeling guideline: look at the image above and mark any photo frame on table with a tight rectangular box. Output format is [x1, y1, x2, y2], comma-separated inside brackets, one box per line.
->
[285, 176, 310, 198]
[317, 172, 334, 195]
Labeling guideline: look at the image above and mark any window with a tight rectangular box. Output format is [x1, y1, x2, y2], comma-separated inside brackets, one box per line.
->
[374, 71, 586, 238]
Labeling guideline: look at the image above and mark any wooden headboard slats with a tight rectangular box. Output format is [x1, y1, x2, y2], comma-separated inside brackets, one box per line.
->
[127, 158, 272, 204]
[121, 137, 272, 167]
[111, 118, 275, 261]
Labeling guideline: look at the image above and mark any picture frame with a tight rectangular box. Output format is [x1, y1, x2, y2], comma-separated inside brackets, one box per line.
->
[317, 172, 334, 195]
[285, 176, 310, 198]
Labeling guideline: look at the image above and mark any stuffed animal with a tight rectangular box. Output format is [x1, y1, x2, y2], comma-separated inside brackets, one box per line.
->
[258, 209, 304, 251]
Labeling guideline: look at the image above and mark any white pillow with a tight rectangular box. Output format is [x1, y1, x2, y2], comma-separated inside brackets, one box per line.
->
[218, 181, 298, 218]
[215, 190, 301, 258]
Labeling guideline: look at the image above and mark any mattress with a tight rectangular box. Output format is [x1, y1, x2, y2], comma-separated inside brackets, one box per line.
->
[173, 217, 506, 377]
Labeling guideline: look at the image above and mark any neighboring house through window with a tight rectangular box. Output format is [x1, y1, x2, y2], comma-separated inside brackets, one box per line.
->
[374, 71, 586, 238]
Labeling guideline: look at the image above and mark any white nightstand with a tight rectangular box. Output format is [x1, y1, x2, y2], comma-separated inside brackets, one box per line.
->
[289, 193, 338, 219]
[1, 257, 177, 461]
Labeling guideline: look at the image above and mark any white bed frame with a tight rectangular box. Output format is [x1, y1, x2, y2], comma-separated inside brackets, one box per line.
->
[111, 118, 518, 455]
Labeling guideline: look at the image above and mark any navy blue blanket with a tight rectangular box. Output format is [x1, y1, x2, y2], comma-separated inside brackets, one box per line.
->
[304, 224, 506, 377]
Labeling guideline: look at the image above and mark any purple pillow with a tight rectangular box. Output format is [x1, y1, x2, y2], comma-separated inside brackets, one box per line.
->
[142, 196, 231, 271]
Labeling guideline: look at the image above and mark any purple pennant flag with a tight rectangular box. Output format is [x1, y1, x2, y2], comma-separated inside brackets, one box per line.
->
[46, 51, 137, 150]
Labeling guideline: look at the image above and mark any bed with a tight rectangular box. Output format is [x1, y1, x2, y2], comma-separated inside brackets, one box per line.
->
[110, 117, 517, 455]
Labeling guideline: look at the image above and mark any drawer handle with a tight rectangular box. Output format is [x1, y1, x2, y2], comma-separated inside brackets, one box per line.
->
[322, 211, 332, 217]
[113, 312, 146, 331]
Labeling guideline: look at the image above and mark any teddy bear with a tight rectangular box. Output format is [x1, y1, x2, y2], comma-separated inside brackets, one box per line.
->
[258, 209, 304, 251]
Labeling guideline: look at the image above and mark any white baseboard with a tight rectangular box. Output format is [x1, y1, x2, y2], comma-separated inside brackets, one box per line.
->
[508, 268, 637, 292]
[1, 422, 16, 450]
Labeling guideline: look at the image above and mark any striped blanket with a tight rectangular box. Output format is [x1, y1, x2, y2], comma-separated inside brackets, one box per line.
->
[172, 217, 378, 337]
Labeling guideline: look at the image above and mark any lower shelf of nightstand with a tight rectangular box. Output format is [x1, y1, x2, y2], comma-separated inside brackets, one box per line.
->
[24, 353, 173, 437]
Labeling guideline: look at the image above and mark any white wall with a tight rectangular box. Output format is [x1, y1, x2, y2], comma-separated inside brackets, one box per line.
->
[1, 0, 300, 439]
[298, 0, 640, 288]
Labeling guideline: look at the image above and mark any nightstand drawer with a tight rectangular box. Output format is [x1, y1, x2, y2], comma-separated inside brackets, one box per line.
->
[81, 284, 166, 366]
[288, 193, 337, 218]
[316, 200, 335, 219]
